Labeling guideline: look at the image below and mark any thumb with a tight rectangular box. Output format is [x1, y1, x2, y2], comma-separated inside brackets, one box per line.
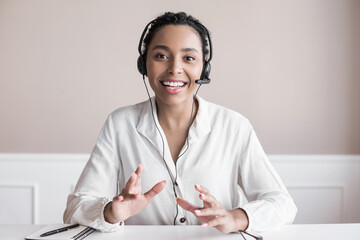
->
[144, 180, 166, 202]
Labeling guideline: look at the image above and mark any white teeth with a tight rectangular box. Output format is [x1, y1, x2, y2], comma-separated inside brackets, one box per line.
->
[162, 81, 185, 87]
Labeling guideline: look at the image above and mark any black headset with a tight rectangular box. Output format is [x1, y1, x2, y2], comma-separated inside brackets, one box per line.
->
[137, 20, 213, 84]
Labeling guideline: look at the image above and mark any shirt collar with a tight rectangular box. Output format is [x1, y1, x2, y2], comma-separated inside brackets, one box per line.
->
[188, 95, 211, 143]
[136, 96, 211, 150]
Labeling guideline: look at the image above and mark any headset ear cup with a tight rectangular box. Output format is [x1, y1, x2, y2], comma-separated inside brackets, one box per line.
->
[137, 56, 147, 75]
[203, 62, 211, 80]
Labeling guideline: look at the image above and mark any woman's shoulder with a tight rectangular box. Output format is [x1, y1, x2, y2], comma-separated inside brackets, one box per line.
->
[204, 99, 249, 123]
[199, 98, 253, 135]
[106, 99, 148, 124]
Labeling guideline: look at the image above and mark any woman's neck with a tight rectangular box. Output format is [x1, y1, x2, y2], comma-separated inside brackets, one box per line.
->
[156, 97, 198, 131]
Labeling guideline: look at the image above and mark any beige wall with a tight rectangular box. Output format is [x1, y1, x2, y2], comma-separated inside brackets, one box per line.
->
[0, 0, 359, 154]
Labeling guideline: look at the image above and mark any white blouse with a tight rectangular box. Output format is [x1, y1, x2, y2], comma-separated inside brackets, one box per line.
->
[63, 96, 297, 233]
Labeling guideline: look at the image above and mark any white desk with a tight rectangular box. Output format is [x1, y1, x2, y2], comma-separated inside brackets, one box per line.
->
[1, 224, 359, 240]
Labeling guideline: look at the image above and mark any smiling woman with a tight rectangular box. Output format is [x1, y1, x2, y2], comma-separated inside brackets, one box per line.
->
[146, 25, 203, 107]
[63, 12, 297, 235]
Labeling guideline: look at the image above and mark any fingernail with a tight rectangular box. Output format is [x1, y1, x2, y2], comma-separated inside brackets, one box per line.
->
[195, 184, 200, 189]
[162, 180, 166, 184]
[202, 223, 208, 228]
[195, 210, 201, 215]
[200, 193, 205, 199]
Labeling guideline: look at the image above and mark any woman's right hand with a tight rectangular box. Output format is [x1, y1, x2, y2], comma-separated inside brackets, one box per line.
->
[104, 163, 166, 223]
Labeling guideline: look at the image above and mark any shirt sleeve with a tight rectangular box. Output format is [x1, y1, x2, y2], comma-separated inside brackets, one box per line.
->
[63, 115, 124, 232]
[237, 121, 297, 233]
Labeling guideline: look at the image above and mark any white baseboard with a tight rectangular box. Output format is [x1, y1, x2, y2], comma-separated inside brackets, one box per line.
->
[0, 154, 359, 224]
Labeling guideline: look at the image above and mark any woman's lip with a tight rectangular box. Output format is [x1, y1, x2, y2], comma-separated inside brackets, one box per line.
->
[160, 80, 187, 94]
[160, 84, 185, 94]
[160, 79, 187, 83]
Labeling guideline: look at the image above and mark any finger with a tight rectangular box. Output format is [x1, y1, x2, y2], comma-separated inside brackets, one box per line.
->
[127, 172, 141, 195]
[195, 184, 220, 209]
[125, 172, 136, 190]
[113, 195, 124, 202]
[194, 207, 225, 218]
[144, 180, 166, 201]
[133, 164, 143, 190]
[119, 174, 141, 198]
[195, 184, 209, 194]
[199, 192, 220, 208]
[202, 216, 224, 228]
[135, 163, 143, 174]
[195, 184, 220, 205]
[135, 163, 143, 181]
[176, 198, 201, 213]
[119, 193, 141, 200]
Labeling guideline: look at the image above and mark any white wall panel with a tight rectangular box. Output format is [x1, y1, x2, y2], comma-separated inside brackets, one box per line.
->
[0, 154, 88, 224]
[287, 185, 344, 223]
[0, 183, 38, 224]
[271, 155, 360, 224]
[0, 154, 359, 224]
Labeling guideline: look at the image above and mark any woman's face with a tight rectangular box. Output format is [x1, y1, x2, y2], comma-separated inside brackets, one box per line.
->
[146, 25, 203, 108]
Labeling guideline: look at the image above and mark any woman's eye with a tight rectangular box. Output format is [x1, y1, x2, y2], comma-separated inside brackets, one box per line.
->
[155, 53, 168, 59]
[185, 56, 195, 61]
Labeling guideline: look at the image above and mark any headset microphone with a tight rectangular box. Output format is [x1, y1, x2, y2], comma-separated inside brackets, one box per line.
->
[195, 79, 210, 84]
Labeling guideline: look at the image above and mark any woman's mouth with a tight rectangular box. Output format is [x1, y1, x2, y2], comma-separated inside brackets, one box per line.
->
[161, 81, 186, 88]
[160, 80, 187, 94]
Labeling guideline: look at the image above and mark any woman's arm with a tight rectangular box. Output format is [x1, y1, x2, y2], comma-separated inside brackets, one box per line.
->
[63, 115, 122, 232]
[63, 115, 167, 231]
[238, 123, 297, 232]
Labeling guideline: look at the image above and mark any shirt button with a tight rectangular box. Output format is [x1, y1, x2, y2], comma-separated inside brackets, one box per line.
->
[180, 217, 186, 223]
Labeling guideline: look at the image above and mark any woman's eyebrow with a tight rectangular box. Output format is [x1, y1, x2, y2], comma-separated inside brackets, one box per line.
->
[152, 45, 170, 51]
[152, 45, 199, 53]
[182, 47, 199, 53]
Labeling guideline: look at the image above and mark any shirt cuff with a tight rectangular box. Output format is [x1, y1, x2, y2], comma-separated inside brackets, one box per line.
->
[97, 197, 124, 232]
[240, 206, 254, 233]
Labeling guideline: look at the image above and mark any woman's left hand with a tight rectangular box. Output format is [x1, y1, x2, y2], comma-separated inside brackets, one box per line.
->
[176, 184, 249, 233]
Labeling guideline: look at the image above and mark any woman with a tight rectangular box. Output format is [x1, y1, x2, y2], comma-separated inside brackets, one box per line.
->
[64, 12, 297, 234]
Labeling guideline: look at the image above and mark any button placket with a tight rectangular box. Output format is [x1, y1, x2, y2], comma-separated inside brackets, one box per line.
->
[173, 178, 188, 225]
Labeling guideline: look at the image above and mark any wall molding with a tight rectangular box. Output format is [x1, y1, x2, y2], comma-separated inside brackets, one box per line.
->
[0, 182, 39, 224]
[269, 154, 360, 163]
[0, 154, 359, 224]
[0, 153, 89, 162]
[0, 153, 359, 162]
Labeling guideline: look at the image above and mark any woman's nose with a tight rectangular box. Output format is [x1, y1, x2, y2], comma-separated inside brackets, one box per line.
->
[168, 58, 183, 74]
